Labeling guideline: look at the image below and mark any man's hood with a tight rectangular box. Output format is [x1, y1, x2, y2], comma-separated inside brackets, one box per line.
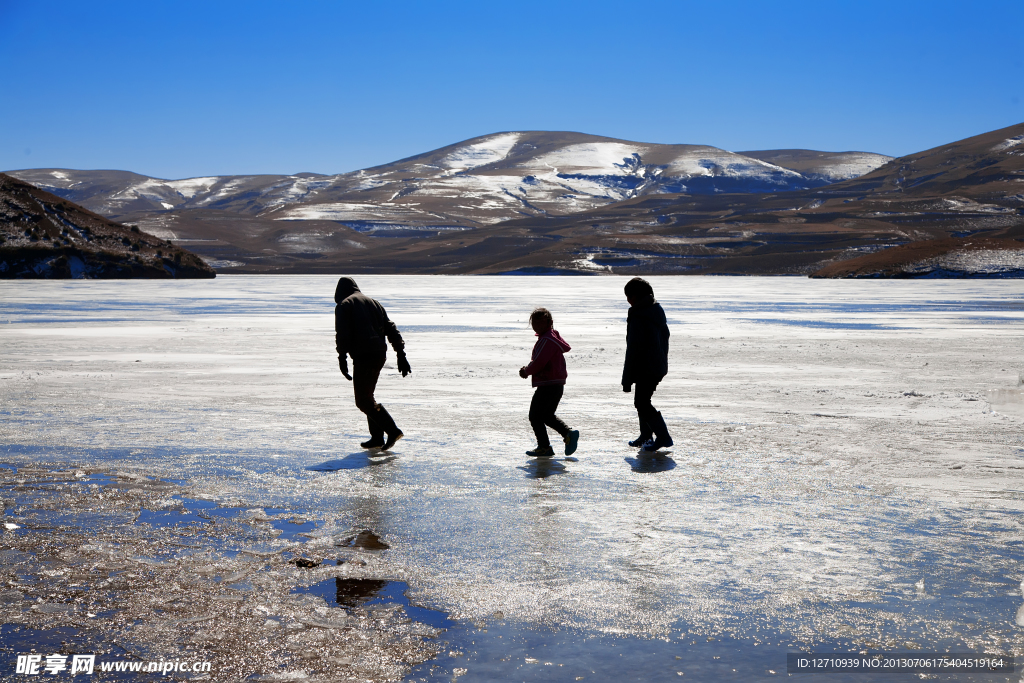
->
[543, 329, 572, 353]
[334, 277, 360, 304]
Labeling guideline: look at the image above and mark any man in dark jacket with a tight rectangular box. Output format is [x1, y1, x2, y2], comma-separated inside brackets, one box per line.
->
[335, 277, 411, 450]
[621, 277, 672, 451]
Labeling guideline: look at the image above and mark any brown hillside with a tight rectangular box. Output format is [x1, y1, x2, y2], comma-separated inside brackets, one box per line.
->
[810, 237, 1024, 278]
[0, 173, 214, 279]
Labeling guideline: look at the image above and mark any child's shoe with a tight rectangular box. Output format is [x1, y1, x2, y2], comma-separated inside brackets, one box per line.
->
[526, 445, 555, 458]
[563, 429, 580, 456]
[628, 434, 653, 448]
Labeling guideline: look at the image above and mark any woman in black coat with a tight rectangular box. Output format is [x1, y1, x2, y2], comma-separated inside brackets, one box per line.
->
[621, 277, 672, 451]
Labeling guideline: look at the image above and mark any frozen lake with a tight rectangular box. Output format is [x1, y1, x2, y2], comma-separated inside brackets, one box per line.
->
[2, 275, 1023, 681]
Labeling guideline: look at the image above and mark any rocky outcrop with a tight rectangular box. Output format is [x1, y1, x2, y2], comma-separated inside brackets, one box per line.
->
[0, 174, 214, 279]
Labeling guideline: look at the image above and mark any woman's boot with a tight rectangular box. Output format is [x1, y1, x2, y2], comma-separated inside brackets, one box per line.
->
[628, 417, 653, 448]
[642, 412, 673, 451]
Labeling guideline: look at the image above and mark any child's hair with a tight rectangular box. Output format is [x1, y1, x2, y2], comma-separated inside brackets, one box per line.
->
[529, 307, 553, 328]
[624, 277, 654, 300]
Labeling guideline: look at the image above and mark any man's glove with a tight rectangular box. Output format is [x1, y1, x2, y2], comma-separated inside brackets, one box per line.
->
[622, 382, 632, 393]
[340, 357, 352, 381]
[397, 352, 411, 377]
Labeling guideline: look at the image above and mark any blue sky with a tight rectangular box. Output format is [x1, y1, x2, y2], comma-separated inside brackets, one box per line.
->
[2, 0, 1021, 179]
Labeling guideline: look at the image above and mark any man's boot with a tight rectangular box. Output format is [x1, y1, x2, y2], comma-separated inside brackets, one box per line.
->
[642, 412, 673, 452]
[360, 414, 385, 449]
[373, 404, 404, 451]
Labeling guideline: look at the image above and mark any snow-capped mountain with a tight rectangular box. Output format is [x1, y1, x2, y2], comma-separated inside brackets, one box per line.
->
[9, 132, 891, 232]
[6, 123, 1019, 277]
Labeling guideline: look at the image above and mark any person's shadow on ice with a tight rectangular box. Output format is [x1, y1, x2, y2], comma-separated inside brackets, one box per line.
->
[518, 459, 568, 479]
[625, 453, 675, 473]
[306, 453, 397, 471]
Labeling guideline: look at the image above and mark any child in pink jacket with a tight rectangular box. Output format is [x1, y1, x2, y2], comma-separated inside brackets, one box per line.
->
[519, 308, 580, 458]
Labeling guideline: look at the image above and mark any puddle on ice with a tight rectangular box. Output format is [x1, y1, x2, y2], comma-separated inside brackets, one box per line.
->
[0, 466, 444, 680]
[295, 578, 456, 629]
[2, 275, 1024, 681]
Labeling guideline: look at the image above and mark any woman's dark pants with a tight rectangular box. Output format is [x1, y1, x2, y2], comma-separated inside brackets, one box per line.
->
[530, 385, 569, 448]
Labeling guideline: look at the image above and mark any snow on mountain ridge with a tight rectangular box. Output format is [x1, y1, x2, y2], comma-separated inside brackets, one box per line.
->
[529, 142, 653, 176]
[8, 132, 894, 231]
[993, 135, 1024, 153]
[163, 177, 220, 199]
[805, 153, 896, 180]
[662, 149, 803, 182]
[441, 133, 521, 170]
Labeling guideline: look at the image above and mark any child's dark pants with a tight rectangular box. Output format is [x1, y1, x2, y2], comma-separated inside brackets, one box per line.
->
[530, 385, 570, 448]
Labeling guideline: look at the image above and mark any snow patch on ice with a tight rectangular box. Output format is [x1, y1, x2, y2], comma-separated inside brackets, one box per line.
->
[987, 387, 1024, 418]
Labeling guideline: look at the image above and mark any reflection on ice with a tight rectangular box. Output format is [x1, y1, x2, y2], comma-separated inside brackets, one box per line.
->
[296, 577, 455, 628]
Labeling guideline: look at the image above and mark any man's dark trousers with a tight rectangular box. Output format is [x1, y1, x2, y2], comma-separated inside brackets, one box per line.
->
[352, 351, 398, 438]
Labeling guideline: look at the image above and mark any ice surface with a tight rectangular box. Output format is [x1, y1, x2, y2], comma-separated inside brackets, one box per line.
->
[2, 276, 1023, 677]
